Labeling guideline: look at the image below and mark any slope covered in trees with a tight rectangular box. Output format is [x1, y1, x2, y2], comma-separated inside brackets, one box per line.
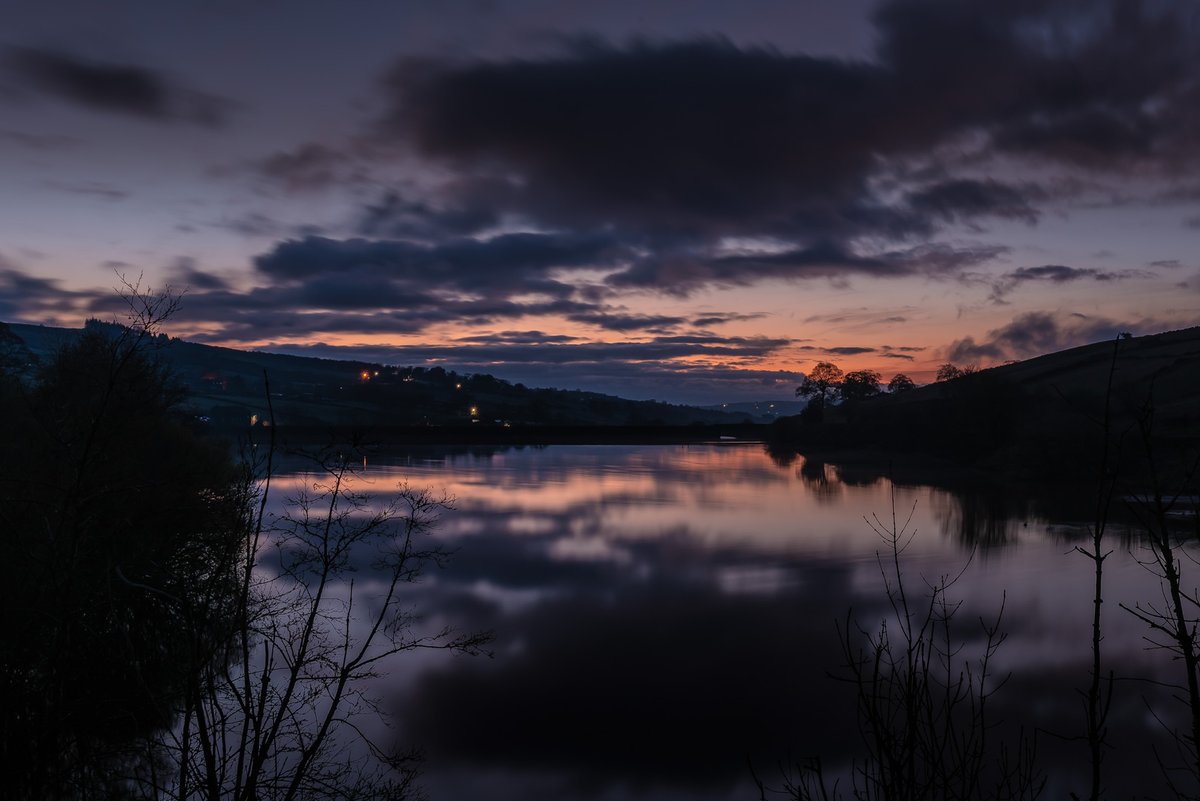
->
[776, 327, 1200, 479]
[4, 321, 749, 429]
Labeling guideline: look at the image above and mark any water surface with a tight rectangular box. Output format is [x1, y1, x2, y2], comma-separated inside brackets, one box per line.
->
[277, 443, 1186, 800]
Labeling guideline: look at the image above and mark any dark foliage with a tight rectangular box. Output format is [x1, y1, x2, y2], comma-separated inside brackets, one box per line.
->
[0, 324, 249, 800]
[887, 373, 915, 394]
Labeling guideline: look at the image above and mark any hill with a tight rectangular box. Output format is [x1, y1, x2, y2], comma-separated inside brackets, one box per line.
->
[773, 326, 1200, 479]
[1, 320, 749, 430]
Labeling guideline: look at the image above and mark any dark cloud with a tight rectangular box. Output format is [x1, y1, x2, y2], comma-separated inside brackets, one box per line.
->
[355, 1, 1200, 297]
[985, 263, 1147, 303]
[690, 311, 766, 327]
[4, 47, 233, 125]
[878, 345, 925, 361]
[802, 307, 914, 326]
[946, 311, 1144, 362]
[211, 213, 326, 240]
[253, 143, 361, 192]
[455, 330, 583, 345]
[906, 179, 1042, 227]
[166, 257, 230, 292]
[42, 180, 129, 200]
[0, 267, 88, 320]
[609, 242, 1008, 295]
[1010, 265, 1104, 283]
[565, 310, 686, 332]
[873, 0, 1200, 167]
[826, 346, 875, 355]
[384, 39, 894, 237]
[358, 189, 502, 239]
[260, 335, 793, 365]
[254, 233, 627, 298]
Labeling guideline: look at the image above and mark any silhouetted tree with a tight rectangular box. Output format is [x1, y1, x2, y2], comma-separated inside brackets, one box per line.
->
[1, 293, 249, 801]
[760, 493, 1043, 801]
[796, 362, 844, 409]
[935, 363, 978, 382]
[840, 369, 882, 403]
[887, 373, 916, 393]
[131, 441, 491, 801]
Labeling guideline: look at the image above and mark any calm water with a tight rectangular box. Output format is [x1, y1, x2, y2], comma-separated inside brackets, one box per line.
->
[274, 443, 1187, 800]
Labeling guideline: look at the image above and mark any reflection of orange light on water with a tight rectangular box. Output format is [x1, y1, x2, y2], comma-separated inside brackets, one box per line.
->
[264, 445, 947, 558]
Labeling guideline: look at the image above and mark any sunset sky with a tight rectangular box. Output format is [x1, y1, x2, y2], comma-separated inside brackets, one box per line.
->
[2, 0, 1198, 404]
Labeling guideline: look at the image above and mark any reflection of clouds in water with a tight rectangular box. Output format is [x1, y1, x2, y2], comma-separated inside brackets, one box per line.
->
[394, 570, 864, 800]
[714, 563, 798, 595]
[363, 444, 935, 558]
[547, 534, 636, 565]
[264, 444, 1186, 800]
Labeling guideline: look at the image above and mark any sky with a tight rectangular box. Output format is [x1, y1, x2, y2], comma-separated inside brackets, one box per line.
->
[1, 0, 1198, 405]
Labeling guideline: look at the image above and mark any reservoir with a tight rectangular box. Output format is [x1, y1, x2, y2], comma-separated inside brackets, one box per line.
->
[272, 442, 1188, 800]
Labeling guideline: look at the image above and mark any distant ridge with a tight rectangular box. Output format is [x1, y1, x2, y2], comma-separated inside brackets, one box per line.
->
[2, 321, 749, 429]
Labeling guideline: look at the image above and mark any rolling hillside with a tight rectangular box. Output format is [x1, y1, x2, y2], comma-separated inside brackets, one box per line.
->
[775, 326, 1200, 476]
[2, 320, 751, 429]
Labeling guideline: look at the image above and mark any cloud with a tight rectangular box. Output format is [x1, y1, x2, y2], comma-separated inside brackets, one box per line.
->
[252, 143, 361, 192]
[946, 310, 1148, 362]
[42, 180, 129, 200]
[455, 330, 583, 345]
[878, 344, 925, 361]
[380, 3, 1198, 226]
[4, 47, 233, 125]
[906, 179, 1042, 227]
[565, 310, 687, 332]
[984, 263, 1148, 303]
[383, 39, 892, 237]
[350, 0, 1200, 298]
[690, 312, 766, 327]
[264, 335, 792, 366]
[0, 267, 90, 321]
[873, 0, 1200, 168]
[165, 257, 230, 292]
[358, 189, 503, 239]
[253, 233, 628, 299]
[605, 241, 1009, 295]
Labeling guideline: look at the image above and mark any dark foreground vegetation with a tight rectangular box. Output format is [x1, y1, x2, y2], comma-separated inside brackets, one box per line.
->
[0, 295, 488, 801]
